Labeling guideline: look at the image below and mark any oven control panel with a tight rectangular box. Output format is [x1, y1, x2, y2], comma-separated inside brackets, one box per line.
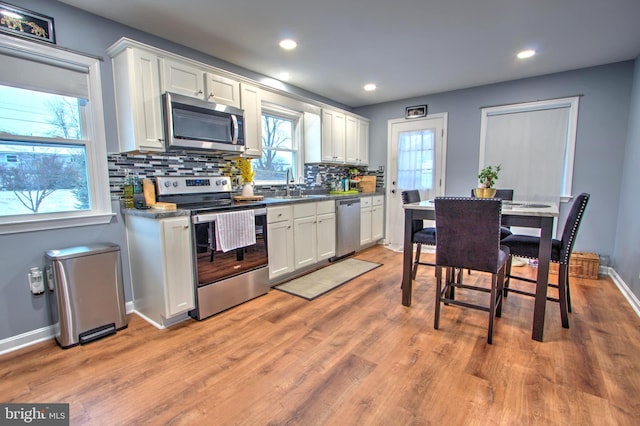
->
[156, 176, 231, 195]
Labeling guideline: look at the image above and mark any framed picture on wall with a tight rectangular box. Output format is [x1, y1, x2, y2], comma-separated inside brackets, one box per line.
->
[0, 2, 56, 44]
[405, 105, 427, 119]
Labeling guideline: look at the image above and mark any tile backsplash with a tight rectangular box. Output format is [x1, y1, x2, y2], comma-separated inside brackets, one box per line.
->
[107, 151, 384, 198]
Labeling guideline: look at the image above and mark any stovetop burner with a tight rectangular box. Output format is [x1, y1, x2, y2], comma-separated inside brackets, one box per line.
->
[154, 176, 264, 214]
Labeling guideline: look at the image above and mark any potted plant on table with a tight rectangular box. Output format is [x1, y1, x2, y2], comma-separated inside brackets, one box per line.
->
[475, 165, 501, 198]
[236, 158, 255, 197]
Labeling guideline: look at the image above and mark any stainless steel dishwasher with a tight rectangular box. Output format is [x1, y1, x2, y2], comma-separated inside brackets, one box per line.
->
[333, 197, 361, 260]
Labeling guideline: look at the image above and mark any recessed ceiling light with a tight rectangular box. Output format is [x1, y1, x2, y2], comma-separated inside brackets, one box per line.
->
[279, 39, 297, 50]
[279, 72, 291, 81]
[517, 49, 536, 59]
[364, 83, 377, 91]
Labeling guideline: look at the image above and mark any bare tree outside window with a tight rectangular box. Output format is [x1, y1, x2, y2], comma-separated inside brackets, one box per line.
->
[255, 113, 296, 182]
[0, 85, 90, 216]
[0, 148, 85, 213]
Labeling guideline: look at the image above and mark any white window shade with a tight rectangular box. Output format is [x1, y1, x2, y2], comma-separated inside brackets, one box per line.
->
[480, 97, 579, 203]
[0, 49, 89, 99]
[484, 107, 569, 202]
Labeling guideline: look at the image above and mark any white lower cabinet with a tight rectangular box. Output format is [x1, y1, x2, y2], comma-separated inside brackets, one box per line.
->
[268, 201, 336, 280]
[126, 215, 195, 327]
[316, 201, 336, 261]
[294, 208, 317, 269]
[267, 205, 294, 279]
[371, 196, 384, 241]
[361, 195, 384, 246]
[293, 201, 336, 270]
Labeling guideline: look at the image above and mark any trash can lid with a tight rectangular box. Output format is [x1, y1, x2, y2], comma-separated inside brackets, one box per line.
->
[45, 243, 120, 260]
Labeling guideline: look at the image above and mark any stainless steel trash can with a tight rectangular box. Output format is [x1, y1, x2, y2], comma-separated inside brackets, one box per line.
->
[45, 243, 128, 348]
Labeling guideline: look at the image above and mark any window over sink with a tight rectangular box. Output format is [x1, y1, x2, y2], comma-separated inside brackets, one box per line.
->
[255, 104, 302, 185]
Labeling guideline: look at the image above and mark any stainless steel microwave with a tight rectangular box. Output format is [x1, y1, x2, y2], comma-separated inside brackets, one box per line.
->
[162, 92, 245, 153]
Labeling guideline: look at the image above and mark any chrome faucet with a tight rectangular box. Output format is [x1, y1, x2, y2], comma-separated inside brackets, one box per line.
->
[285, 168, 293, 196]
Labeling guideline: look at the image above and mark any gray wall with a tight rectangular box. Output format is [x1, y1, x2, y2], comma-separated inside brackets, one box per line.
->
[613, 55, 640, 296]
[355, 61, 634, 271]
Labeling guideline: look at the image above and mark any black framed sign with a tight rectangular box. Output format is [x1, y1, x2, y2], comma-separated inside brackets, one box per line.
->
[0, 2, 56, 44]
[405, 105, 427, 119]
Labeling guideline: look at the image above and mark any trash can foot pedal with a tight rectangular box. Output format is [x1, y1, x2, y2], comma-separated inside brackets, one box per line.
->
[79, 323, 116, 345]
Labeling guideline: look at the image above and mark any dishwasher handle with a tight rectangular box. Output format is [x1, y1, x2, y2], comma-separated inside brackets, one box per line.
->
[336, 198, 361, 207]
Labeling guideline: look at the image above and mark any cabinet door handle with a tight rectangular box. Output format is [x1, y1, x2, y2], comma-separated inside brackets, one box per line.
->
[197, 90, 203, 95]
[183, 225, 189, 229]
[208, 92, 214, 98]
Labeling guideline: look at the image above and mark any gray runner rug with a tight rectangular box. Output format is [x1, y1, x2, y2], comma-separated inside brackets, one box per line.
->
[274, 258, 382, 300]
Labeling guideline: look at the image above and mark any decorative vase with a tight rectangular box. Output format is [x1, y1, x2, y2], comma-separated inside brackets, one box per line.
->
[474, 187, 497, 198]
[241, 182, 254, 197]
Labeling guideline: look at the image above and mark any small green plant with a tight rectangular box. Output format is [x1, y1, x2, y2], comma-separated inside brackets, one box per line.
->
[478, 165, 501, 188]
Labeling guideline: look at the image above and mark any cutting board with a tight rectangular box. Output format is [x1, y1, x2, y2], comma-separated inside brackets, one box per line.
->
[234, 195, 264, 201]
[151, 202, 177, 211]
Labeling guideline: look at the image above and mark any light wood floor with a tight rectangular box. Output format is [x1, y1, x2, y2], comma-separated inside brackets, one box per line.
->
[2, 245, 640, 425]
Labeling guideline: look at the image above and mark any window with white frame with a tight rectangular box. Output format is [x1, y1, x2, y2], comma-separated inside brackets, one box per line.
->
[479, 97, 579, 203]
[397, 129, 435, 191]
[255, 104, 302, 184]
[0, 37, 112, 234]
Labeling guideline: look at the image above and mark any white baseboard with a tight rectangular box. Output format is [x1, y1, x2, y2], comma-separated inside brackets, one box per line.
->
[0, 301, 136, 356]
[606, 267, 640, 317]
[0, 325, 55, 356]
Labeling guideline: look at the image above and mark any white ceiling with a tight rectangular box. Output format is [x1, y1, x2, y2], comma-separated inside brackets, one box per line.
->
[58, 0, 640, 108]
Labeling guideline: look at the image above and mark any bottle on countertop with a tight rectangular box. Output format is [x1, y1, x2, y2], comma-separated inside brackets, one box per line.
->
[123, 174, 134, 209]
[132, 175, 145, 208]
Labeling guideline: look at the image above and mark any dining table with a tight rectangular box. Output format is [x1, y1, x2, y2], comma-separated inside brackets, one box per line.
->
[402, 199, 560, 342]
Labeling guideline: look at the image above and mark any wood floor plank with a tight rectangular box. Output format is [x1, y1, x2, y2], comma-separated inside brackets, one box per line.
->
[2, 245, 640, 425]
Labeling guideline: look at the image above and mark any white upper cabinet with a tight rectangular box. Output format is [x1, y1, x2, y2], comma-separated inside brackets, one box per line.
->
[206, 73, 241, 107]
[321, 109, 346, 163]
[161, 58, 241, 107]
[345, 114, 369, 166]
[345, 115, 358, 164]
[110, 46, 165, 152]
[357, 118, 369, 166]
[240, 83, 262, 157]
[305, 108, 369, 165]
[304, 112, 322, 163]
[161, 58, 205, 98]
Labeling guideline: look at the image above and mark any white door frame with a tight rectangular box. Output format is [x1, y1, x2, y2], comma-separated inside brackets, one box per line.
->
[384, 113, 448, 250]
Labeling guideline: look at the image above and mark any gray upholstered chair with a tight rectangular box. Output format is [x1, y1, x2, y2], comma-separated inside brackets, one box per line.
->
[401, 190, 436, 279]
[501, 193, 590, 329]
[433, 197, 509, 344]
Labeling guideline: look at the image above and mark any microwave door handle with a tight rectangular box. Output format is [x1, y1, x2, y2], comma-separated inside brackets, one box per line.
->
[230, 114, 239, 145]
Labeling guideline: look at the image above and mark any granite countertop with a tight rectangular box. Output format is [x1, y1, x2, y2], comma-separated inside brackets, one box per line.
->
[122, 191, 385, 219]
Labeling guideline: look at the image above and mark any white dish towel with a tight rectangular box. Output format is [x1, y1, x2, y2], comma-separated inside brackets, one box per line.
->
[214, 210, 256, 252]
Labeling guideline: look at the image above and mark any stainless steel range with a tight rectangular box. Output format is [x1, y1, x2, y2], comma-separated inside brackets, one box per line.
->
[155, 176, 269, 320]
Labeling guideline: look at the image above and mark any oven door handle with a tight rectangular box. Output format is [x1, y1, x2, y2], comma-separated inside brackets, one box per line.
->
[192, 207, 267, 224]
